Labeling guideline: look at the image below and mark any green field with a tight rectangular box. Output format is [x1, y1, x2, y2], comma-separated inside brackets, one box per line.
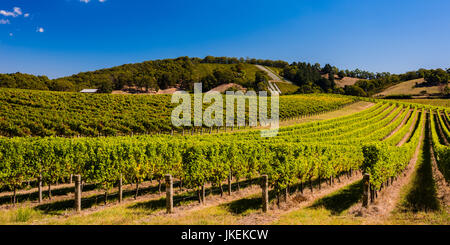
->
[274, 82, 300, 94]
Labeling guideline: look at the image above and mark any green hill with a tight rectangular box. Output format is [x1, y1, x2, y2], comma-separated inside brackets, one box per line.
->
[0, 57, 287, 93]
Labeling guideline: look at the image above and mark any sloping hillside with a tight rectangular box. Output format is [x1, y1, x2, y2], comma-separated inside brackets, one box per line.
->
[0, 57, 285, 93]
[375, 78, 448, 97]
[273, 82, 300, 94]
[322, 74, 362, 88]
[335, 77, 362, 87]
[207, 83, 246, 93]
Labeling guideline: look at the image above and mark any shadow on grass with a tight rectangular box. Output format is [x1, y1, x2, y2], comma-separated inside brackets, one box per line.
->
[223, 196, 261, 214]
[129, 191, 194, 211]
[400, 118, 440, 212]
[35, 182, 164, 214]
[221, 188, 284, 215]
[35, 178, 258, 214]
[0, 183, 97, 206]
[222, 172, 360, 215]
[129, 178, 255, 212]
[309, 180, 363, 215]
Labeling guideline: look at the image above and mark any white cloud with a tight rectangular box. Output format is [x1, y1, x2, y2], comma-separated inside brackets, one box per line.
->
[0, 10, 16, 17]
[0, 7, 23, 18]
[24, 13, 30, 18]
[80, 0, 107, 3]
[37, 27, 44, 33]
[0, 19, 10, 24]
[13, 7, 22, 16]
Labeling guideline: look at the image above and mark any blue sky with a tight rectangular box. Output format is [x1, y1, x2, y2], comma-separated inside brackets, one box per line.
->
[0, 0, 449, 79]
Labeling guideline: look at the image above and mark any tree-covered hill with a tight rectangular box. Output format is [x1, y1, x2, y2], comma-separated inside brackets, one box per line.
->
[0, 56, 448, 97]
[0, 56, 286, 93]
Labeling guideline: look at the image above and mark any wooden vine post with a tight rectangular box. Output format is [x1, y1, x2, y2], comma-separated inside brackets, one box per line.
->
[201, 183, 206, 205]
[165, 174, 173, 214]
[228, 172, 232, 196]
[118, 174, 123, 203]
[261, 175, 269, 213]
[38, 174, 43, 203]
[74, 175, 82, 212]
[362, 173, 370, 208]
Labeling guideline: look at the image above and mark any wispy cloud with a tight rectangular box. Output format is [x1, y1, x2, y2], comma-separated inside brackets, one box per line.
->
[13, 7, 22, 16]
[0, 7, 22, 18]
[0, 10, 17, 17]
[80, 0, 107, 3]
[0, 19, 10, 24]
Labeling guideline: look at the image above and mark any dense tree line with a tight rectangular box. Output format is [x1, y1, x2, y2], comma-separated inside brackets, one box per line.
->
[281, 62, 339, 93]
[192, 64, 269, 92]
[199, 56, 289, 68]
[1, 56, 448, 97]
[0, 73, 52, 91]
[0, 57, 284, 93]
[281, 63, 449, 97]
[55, 57, 197, 93]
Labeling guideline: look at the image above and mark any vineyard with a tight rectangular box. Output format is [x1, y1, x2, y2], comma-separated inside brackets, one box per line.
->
[0, 88, 354, 137]
[0, 93, 449, 225]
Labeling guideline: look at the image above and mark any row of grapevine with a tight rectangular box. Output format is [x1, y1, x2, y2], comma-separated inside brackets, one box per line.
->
[0, 101, 431, 208]
[436, 111, 450, 143]
[386, 108, 419, 146]
[215, 103, 394, 144]
[0, 136, 364, 203]
[361, 108, 424, 190]
[0, 88, 356, 137]
[430, 110, 450, 182]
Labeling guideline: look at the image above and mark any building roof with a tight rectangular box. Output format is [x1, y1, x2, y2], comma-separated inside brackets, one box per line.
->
[80, 89, 98, 93]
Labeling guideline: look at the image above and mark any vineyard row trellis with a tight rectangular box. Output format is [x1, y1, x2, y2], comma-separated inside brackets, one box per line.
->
[0, 100, 449, 213]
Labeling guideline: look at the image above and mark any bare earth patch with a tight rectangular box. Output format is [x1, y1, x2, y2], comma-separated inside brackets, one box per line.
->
[322, 74, 363, 88]
[157, 88, 182, 94]
[207, 83, 246, 93]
